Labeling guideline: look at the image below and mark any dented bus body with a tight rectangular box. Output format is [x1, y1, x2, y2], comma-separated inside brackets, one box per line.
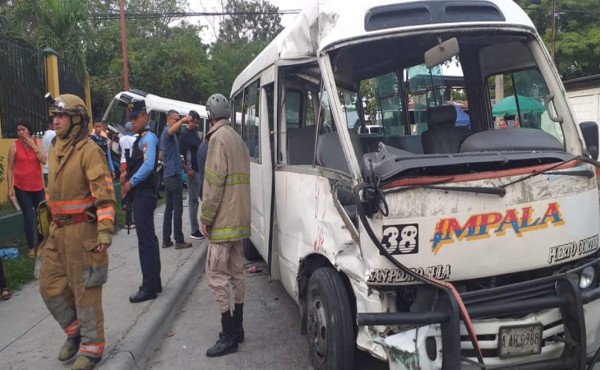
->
[230, 0, 600, 368]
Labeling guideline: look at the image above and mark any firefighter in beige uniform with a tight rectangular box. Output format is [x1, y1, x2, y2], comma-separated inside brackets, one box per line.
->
[39, 94, 115, 370]
[200, 93, 250, 357]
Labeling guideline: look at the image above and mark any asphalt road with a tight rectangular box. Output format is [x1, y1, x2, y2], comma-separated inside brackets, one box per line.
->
[148, 260, 388, 370]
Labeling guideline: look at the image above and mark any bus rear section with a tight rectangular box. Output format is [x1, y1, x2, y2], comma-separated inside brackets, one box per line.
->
[232, 0, 600, 368]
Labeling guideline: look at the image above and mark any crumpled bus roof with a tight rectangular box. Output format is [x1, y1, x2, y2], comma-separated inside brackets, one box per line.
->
[230, 0, 535, 95]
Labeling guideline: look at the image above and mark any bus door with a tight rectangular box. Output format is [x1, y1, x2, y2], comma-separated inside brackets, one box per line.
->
[236, 79, 275, 265]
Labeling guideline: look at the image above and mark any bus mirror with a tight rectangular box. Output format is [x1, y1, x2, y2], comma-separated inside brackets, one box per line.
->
[425, 37, 459, 68]
[579, 121, 599, 160]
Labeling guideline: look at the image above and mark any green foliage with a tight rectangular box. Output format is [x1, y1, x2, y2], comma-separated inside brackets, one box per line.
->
[2, 0, 90, 76]
[515, 0, 600, 79]
[209, 0, 284, 96]
[3, 0, 285, 114]
[3, 241, 35, 291]
[219, 0, 283, 44]
[359, 80, 378, 122]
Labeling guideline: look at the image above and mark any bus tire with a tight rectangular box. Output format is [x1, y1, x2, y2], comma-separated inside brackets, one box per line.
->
[306, 268, 354, 370]
[243, 238, 261, 261]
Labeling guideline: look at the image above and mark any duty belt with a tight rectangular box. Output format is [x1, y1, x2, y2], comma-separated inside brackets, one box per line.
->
[52, 211, 97, 228]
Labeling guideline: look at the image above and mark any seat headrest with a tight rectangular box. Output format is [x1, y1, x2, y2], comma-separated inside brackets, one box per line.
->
[427, 106, 457, 128]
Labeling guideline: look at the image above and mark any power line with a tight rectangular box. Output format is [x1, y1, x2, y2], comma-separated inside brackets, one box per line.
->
[90, 10, 302, 20]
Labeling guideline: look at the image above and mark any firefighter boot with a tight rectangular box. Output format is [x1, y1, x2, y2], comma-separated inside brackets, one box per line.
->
[58, 335, 81, 361]
[206, 312, 238, 357]
[71, 355, 101, 370]
[233, 303, 245, 343]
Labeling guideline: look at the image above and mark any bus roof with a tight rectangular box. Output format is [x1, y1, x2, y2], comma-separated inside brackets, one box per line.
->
[231, 0, 534, 95]
[116, 90, 208, 117]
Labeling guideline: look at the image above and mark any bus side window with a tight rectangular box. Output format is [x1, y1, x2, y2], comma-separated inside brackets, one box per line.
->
[243, 81, 261, 160]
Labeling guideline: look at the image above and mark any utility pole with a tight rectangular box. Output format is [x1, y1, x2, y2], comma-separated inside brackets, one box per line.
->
[550, 0, 556, 60]
[119, 0, 130, 90]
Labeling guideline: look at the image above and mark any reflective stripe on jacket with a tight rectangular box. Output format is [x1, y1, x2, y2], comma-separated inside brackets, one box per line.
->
[47, 138, 115, 244]
[201, 119, 250, 242]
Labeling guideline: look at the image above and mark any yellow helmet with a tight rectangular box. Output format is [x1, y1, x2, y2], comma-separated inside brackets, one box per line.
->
[47, 93, 88, 119]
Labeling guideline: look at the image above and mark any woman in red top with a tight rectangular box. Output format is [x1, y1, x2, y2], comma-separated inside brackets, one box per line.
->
[7, 120, 47, 257]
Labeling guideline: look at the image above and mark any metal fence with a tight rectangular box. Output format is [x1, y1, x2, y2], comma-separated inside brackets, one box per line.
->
[58, 57, 85, 100]
[0, 39, 48, 138]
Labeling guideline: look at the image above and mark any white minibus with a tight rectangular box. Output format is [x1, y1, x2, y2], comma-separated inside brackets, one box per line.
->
[231, 1, 600, 369]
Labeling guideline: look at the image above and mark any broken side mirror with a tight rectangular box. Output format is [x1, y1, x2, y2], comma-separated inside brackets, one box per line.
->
[579, 121, 599, 160]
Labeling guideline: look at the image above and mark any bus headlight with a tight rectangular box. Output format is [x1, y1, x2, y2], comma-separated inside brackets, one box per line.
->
[579, 266, 596, 289]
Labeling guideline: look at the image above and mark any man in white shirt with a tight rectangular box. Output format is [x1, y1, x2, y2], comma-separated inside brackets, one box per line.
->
[119, 122, 136, 174]
[42, 118, 56, 186]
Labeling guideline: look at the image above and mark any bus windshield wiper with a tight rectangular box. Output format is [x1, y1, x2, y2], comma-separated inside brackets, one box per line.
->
[424, 185, 506, 196]
[543, 169, 595, 178]
[500, 157, 584, 190]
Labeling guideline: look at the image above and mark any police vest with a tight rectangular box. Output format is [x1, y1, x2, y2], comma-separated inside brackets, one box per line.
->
[127, 130, 158, 191]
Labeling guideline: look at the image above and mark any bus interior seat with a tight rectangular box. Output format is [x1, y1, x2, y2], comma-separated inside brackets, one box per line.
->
[422, 106, 470, 154]
[287, 125, 317, 165]
[316, 130, 363, 174]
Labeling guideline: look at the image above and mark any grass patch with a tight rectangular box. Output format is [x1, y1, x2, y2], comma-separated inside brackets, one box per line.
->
[0, 201, 19, 218]
[3, 241, 35, 291]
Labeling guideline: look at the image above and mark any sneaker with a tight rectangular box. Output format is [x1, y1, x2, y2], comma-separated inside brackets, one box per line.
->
[162, 239, 174, 248]
[175, 241, 192, 249]
[190, 231, 205, 240]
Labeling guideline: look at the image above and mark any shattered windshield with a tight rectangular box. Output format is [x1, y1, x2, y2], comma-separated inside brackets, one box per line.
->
[330, 30, 570, 182]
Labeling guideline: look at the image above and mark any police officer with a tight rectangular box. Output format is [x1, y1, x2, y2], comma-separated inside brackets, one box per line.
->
[201, 94, 251, 357]
[40, 94, 115, 370]
[121, 100, 162, 303]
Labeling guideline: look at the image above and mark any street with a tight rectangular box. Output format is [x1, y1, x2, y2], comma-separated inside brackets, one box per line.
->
[148, 260, 388, 370]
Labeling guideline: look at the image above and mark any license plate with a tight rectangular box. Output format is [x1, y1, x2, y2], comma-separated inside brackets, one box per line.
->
[498, 324, 543, 359]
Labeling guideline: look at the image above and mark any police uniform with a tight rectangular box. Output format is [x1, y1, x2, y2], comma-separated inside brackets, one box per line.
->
[125, 100, 162, 301]
[39, 94, 115, 370]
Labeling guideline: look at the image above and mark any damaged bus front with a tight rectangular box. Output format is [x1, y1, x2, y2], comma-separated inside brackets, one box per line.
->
[232, 0, 600, 368]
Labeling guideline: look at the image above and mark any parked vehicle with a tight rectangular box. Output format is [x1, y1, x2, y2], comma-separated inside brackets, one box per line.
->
[231, 0, 600, 369]
[102, 89, 209, 186]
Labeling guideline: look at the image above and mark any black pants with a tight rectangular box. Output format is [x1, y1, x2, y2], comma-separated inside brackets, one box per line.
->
[132, 188, 161, 293]
[0, 259, 6, 289]
[14, 187, 45, 250]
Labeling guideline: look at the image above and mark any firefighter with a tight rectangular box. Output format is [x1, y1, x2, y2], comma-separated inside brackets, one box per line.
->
[39, 94, 115, 370]
[201, 93, 251, 357]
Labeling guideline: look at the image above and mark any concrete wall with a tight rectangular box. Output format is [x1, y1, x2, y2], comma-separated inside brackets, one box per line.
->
[567, 88, 600, 124]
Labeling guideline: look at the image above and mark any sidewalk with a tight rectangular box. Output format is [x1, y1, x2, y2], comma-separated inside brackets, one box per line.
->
[0, 198, 207, 370]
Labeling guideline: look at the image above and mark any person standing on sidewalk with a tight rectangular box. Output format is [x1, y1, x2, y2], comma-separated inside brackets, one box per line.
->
[6, 119, 47, 257]
[160, 110, 192, 250]
[121, 100, 162, 303]
[179, 110, 204, 240]
[201, 93, 250, 357]
[90, 118, 116, 180]
[118, 121, 136, 175]
[42, 118, 56, 186]
[40, 94, 115, 370]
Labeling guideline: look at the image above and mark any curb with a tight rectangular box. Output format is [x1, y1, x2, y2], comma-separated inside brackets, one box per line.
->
[99, 243, 207, 370]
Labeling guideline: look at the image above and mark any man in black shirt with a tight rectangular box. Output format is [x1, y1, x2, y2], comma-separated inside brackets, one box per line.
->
[179, 110, 204, 240]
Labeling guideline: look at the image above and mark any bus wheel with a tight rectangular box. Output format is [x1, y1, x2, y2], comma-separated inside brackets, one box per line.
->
[243, 238, 261, 261]
[306, 268, 354, 370]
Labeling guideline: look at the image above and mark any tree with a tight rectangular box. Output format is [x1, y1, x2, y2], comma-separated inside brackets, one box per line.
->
[218, 0, 283, 44]
[516, 0, 600, 79]
[1, 0, 90, 76]
[208, 0, 284, 95]
[85, 0, 214, 115]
